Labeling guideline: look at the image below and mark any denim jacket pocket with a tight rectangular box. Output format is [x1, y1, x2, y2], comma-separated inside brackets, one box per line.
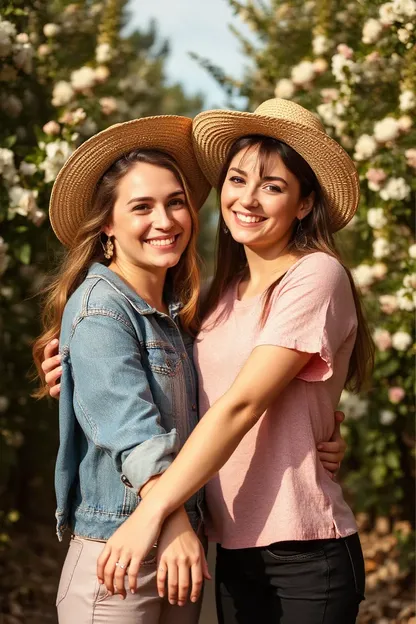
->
[145, 342, 181, 377]
[56, 538, 83, 606]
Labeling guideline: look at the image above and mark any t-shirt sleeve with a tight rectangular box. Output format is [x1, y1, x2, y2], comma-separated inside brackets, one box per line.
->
[255, 254, 357, 382]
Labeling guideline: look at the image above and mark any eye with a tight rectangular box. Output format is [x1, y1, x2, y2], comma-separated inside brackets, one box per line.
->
[264, 184, 282, 193]
[132, 206, 150, 213]
[168, 197, 186, 208]
[229, 176, 245, 184]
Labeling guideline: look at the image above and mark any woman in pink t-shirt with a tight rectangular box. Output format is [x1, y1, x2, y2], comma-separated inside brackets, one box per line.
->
[46, 100, 373, 623]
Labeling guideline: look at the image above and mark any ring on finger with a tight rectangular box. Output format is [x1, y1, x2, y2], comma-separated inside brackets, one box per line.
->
[115, 561, 127, 570]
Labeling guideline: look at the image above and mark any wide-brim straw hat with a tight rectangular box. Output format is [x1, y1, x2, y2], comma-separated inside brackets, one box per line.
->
[192, 98, 360, 232]
[50, 115, 211, 246]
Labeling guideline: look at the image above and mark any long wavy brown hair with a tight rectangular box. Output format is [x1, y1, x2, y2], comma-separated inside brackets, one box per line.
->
[202, 135, 374, 392]
[33, 149, 201, 398]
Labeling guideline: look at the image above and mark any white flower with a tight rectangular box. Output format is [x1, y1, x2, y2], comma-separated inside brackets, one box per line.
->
[13, 42, 33, 73]
[19, 161, 37, 176]
[372, 262, 388, 279]
[274, 78, 295, 99]
[367, 208, 387, 229]
[409, 244, 416, 258]
[362, 18, 383, 44]
[373, 328, 393, 351]
[43, 23, 61, 38]
[0, 147, 17, 184]
[320, 88, 339, 102]
[352, 264, 375, 288]
[78, 118, 97, 137]
[31, 209, 47, 226]
[398, 27, 411, 42]
[99, 96, 118, 116]
[95, 42, 112, 64]
[379, 294, 398, 314]
[291, 61, 315, 86]
[313, 58, 328, 74]
[398, 115, 413, 132]
[379, 177, 411, 201]
[399, 90, 415, 111]
[16, 33, 29, 44]
[391, 330, 412, 350]
[8, 185, 37, 217]
[95, 65, 110, 83]
[339, 390, 368, 420]
[312, 34, 330, 55]
[52, 80, 74, 107]
[39, 140, 73, 183]
[71, 66, 96, 91]
[396, 287, 414, 310]
[374, 117, 400, 142]
[354, 134, 377, 161]
[0, 19, 16, 57]
[380, 410, 396, 425]
[379, 2, 396, 25]
[392, 0, 416, 18]
[0, 396, 9, 412]
[331, 53, 356, 83]
[1, 94, 22, 117]
[37, 43, 51, 57]
[373, 237, 391, 259]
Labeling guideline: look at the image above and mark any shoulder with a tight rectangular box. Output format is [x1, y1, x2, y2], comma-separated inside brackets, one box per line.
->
[286, 252, 350, 291]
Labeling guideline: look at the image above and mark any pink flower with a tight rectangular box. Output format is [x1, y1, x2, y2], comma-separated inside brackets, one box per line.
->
[337, 44, 353, 59]
[366, 168, 387, 185]
[373, 328, 392, 352]
[388, 387, 405, 404]
[405, 149, 416, 169]
[379, 295, 398, 315]
[366, 51, 380, 63]
[43, 120, 60, 136]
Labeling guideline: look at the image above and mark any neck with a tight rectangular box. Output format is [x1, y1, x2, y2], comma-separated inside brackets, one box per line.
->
[108, 259, 168, 313]
[243, 236, 300, 295]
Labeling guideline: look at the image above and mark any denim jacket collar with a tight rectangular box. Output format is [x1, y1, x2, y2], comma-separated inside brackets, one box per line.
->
[87, 263, 182, 320]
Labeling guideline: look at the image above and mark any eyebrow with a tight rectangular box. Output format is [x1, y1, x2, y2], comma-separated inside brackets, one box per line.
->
[127, 190, 185, 205]
[229, 167, 288, 186]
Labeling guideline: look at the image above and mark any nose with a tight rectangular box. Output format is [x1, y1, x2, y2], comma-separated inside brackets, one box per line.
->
[239, 186, 259, 210]
[153, 206, 175, 230]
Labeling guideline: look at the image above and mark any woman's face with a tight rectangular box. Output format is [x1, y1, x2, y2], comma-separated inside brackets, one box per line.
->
[104, 161, 192, 273]
[221, 145, 312, 252]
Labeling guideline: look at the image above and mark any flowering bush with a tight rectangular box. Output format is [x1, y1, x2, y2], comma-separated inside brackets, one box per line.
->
[199, 0, 415, 522]
[0, 0, 204, 537]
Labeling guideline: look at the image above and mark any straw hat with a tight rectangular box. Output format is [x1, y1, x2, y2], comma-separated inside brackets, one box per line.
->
[192, 98, 360, 232]
[49, 115, 211, 246]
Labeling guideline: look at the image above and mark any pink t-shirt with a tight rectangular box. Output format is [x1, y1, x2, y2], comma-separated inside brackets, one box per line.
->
[194, 252, 358, 549]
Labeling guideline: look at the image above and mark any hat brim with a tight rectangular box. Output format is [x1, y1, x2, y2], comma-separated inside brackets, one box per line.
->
[192, 109, 360, 232]
[50, 115, 211, 246]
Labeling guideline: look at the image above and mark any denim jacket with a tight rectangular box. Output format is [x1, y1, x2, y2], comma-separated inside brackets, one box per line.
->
[56, 262, 203, 540]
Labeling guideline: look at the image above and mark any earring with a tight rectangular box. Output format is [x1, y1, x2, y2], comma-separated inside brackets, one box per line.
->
[101, 236, 114, 259]
[223, 224, 229, 234]
[296, 219, 307, 249]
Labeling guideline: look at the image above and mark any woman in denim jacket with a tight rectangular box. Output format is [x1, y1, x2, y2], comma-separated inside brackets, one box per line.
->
[33, 116, 212, 623]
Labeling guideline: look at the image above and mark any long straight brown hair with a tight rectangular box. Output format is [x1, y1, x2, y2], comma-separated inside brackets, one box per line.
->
[33, 149, 201, 397]
[202, 135, 374, 392]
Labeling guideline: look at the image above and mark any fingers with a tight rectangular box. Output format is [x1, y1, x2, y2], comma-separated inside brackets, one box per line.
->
[97, 544, 111, 588]
[202, 550, 212, 581]
[104, 553, 119, 595]
[45, 365, 62, 388]
[167, 561, 179, 605]
[114, 559, 128, 599]
[322, 461, 340, 474]
[177, 561, 190, 607]
[334, 410, 345, 424]
[43, 339, 59, 361]
[190, 560, 203, 604]
[157, 561, 167, 598]
[128, 557, 141, 595]
[49, 383, 61, 399]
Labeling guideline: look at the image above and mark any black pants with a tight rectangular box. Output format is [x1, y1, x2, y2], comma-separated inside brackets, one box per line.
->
[215, 533, 365, 624]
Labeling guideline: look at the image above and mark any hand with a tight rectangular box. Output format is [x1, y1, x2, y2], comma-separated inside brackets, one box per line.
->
[97, 498, 163, 598]
[41, 339, 61, 398]
[317, 411, 347, 478]
[156, 508, 210, 606]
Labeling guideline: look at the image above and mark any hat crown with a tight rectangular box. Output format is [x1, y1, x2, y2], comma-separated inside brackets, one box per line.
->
[254, 98, 325, 133]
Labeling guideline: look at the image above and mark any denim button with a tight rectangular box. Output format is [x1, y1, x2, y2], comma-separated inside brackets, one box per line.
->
[121, 474, 133, 488]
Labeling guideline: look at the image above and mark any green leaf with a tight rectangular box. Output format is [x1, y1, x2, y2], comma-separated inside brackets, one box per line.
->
[16, 244, 31, 265]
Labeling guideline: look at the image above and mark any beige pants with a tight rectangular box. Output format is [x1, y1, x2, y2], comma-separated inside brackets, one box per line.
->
[57, 537, 203, 624]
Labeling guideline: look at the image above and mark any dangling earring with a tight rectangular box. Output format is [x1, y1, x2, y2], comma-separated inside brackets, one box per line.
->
[101, 235, 114, 259]
[296, 219, 307, 249]
[222, 223, 229, 234]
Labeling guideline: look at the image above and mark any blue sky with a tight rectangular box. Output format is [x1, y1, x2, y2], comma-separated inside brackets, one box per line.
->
[127, 0, 253, 108]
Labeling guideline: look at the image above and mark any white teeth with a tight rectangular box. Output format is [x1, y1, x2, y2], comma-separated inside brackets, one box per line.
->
[147, 237, 176, 247]
[236, 213, 264, 224]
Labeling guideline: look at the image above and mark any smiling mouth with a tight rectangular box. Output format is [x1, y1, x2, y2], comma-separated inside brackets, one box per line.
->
[233, 211, 267, 224]
[145, 234, 179, 247]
